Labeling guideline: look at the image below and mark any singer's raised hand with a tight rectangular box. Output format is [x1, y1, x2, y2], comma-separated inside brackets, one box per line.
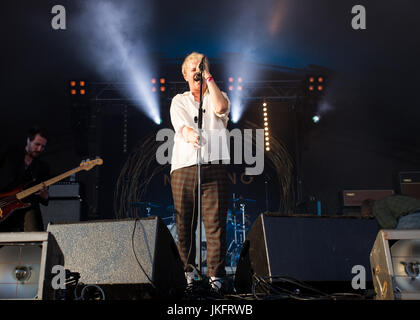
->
[202, 56, 212, 80]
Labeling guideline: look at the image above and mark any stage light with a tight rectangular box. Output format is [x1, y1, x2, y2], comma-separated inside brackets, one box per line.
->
[231, 103, 242, 124]
[312, 115, 320, 123]
[225, 51, 257, 123]
[152, 77, 167, 94]
[69, 80, 87, 96]
[262, 101, 270, 151]
[308, 75, 326, 93]
[228, 76, 246, 123]
[370, 230, 420, 300]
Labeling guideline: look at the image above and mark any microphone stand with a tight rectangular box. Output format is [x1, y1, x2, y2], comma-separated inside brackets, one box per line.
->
[195, 61, 205, 276]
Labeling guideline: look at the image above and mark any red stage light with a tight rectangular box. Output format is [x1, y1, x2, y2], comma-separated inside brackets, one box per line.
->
[70, 81, 76, 87]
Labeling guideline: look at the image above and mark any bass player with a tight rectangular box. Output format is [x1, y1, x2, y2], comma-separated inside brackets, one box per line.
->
[0, 126, 50, 232]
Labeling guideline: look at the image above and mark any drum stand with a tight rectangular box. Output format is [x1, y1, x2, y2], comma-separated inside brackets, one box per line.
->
[226, 202, 248, 268]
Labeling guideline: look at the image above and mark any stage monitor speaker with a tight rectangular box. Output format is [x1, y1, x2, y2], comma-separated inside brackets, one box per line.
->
[46, 216, 186, 299]
[370, 229, 420, 300]
[400, 172, 420, 199]
[235, 213, 379, 293]
[0, 232, 63, 300]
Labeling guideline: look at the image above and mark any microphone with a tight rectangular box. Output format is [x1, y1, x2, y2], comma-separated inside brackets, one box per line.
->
[194, 72, 202, 81]
[193, 55, 206, 81]
[198, 55, 206, 72]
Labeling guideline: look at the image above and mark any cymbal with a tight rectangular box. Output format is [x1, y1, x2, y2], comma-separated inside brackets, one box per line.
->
[232, 197, 256, 203]
[132, 201, 161, 208]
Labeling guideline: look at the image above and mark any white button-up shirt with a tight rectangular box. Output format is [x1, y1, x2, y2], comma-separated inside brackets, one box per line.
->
[170, 90, 231, 173]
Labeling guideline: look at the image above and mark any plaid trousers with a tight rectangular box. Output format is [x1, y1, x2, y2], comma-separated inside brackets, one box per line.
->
[171, 164, 229, 277]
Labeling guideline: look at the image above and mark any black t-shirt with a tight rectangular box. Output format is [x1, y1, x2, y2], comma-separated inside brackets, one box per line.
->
[0, 145, 50, 206]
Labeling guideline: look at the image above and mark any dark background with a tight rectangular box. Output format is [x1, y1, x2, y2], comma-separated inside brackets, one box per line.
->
[1, 0, 419, 224]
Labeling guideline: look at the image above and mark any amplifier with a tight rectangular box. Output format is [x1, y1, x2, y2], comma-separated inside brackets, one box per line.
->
[48, 182, 80, 198]
[342, 189, 394, 207]
[41, 199, 81, 230]
[399, 172, 420, 199]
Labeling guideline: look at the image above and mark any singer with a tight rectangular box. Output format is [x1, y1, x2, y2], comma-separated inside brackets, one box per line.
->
[169, 52, 230, 292]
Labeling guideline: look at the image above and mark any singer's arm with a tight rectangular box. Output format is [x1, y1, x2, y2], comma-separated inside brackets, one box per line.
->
[206, 78, 229, 115]
[202, 61, 229, 115]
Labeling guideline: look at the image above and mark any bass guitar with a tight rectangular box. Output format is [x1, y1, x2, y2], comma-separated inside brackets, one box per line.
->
[0, 158, 103, 224]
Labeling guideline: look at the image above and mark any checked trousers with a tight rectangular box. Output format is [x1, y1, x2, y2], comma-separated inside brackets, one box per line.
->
[171, 164, 229, 277]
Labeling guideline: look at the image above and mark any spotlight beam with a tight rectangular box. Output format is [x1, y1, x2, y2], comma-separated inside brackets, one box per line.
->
[78, 1, 161, 124]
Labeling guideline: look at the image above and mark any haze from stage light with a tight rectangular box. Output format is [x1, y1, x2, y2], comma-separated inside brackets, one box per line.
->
[74, 0, 161, 124]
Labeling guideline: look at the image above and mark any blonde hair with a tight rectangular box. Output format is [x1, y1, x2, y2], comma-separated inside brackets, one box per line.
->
[181, 52, 208, 77]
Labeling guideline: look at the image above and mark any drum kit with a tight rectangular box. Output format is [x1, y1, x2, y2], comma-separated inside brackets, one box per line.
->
[226, 196, 255, 267]
[132, 195, 256, 268]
